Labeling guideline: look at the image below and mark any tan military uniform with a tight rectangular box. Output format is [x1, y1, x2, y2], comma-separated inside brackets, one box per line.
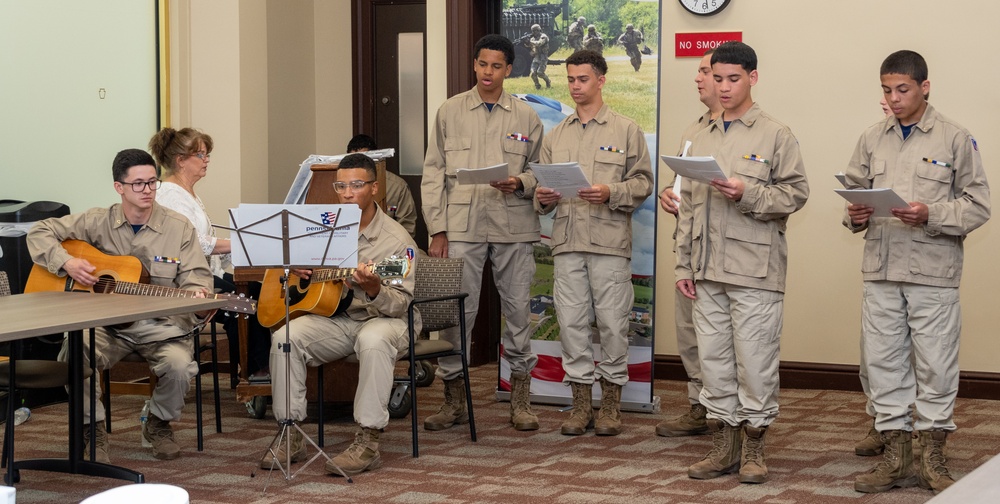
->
[422, 87, 543, 381]
[270, 208, 418, 429]
[536, 103, 653, 385]
[28, 202, 213, 423]
[844, 103, 990, 432]
[675, 102, 809, 428]
[383, 171, 417, 239]
[665, 110, 713, 404]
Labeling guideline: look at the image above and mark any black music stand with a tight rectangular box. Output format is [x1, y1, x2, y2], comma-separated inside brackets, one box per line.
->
[218, 205, 359, 484]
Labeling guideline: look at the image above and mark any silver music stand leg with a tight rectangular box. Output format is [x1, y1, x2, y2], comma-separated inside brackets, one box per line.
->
[250, 268, 353, 484]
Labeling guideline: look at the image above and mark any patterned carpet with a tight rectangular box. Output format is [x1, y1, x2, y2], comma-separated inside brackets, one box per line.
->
[6, 362, 1000, 503]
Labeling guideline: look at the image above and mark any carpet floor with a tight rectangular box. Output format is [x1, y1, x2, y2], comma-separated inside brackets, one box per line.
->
[5, 363, 999, 503]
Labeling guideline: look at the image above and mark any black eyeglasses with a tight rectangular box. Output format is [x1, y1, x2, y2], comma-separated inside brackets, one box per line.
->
[333, 180, 375, 193]
[120, 179, 162, 192]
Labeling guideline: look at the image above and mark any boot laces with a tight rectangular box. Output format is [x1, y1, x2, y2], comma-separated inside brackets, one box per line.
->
[706, 427, 729, 459]
[925, 440, 951, 478]
[874, 432, 901, 472]
[743, 432, 764, 465]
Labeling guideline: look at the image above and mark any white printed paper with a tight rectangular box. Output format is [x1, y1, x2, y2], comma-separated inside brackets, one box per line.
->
[834, 188, 909, 218]
[456, 163, 509, 185]
[529, 162, 591, 196]
[660, 155, 727, 184]
[228, 204, 361, 268]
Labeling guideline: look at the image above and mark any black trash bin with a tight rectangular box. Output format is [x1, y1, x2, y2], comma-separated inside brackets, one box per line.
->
[0, 200, 71, 410]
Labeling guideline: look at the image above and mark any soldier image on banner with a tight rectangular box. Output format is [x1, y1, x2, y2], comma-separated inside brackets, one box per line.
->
[582, 24, 604, 55]
[526, 24, 551, 90]
[567, 16, 585, 51]
[618, 24, 644, 72]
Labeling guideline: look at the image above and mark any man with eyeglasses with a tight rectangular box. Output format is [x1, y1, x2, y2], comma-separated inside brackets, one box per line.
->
[265, 153, 418, 476]
[27, 148, 213, 463]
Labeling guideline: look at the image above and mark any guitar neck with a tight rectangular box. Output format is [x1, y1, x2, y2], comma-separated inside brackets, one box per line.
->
[310, 268, 356, 283]
[112, 281, 206, 300]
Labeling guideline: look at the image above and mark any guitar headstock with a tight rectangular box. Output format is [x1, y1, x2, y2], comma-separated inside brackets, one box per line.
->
[372, 256, 410, 286]
[217, 292, 258, 315]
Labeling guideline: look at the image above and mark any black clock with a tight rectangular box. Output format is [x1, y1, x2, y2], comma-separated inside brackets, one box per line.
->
[679, 0, 732, 16]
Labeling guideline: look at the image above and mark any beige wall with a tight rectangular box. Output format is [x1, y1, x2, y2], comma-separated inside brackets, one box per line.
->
[657, 1, 1000, 372]
[170, 1, 999, 373]
[169, 0, 353, 238]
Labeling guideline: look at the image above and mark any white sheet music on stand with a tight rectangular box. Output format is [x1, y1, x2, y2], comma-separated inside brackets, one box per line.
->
[228, 204, 361, 268]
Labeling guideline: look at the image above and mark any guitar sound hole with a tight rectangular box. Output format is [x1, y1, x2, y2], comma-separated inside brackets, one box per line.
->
[93, 276, 117, 294]
[287, 286, 308, 306]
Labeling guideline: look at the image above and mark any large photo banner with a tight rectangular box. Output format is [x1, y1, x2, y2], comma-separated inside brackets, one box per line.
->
[497, 0, 660, 412]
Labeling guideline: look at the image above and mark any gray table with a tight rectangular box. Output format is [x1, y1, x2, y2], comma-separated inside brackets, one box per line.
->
[0, 291, 227, 484]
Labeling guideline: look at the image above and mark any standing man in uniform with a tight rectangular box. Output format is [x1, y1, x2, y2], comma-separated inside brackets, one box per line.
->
[422, 34, 544, 433]
[656, 48, 722, 438]
[675, 41, 809, 484]
[535, 49, 653, 437]
[567, 16, 585, 51]
[28, 148, 214, 463]
[846, 50, 990, 495]
[617, 24, 644, 72]
[527, 24, 551, 90]
[346, 133, 418, 241]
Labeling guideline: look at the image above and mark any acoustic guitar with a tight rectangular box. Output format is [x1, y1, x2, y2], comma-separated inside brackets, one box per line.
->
[257, 257, 409, 329]
[24, 239, 257, 315]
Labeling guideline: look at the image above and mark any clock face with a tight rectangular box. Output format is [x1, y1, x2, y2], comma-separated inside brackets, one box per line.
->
[679, 0, 732, 16]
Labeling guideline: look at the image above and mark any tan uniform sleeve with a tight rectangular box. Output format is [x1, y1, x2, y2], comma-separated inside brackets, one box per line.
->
[735, 126, 809, 221]
[27, 212, 94, 274]
[925, 133, 991, 237]
[515, 112, 544, 199]
[421, 107, 449, 236]
[607, 122, 653, 212]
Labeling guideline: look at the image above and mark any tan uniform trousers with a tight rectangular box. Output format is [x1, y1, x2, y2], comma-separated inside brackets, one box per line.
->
[675, 291, 701, 404]
[59, 321, 197, 424]
[553, 252, 632, 386]
[862, 281, 961, 432]
[270, 314, 407, 430]
[694, 280, 782, 428]
[437, 241, 538, 380]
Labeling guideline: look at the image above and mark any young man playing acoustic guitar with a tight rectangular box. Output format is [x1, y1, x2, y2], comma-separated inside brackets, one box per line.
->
[265, 153, 418, 476]
[27, 148, 214, 462]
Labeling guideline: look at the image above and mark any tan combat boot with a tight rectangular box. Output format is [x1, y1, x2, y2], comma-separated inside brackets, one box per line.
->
[326, 426, 382, 476]
[739, 423, 769, 484]
[656, 403, 708, 437]
[560, 382, 594, 436]
[594, 378, 623, 436]
[688, 419, 742, 479]
[83, 423, 110, 464]
[261, 427, 304, 468]
[854, 430, 918, 493]
[424, 377, 469, 431]
[917, 430, 955, 494]
[142, 413, 180, 460]
[855, 418, 885, 456]
[509, 371, 539, 431]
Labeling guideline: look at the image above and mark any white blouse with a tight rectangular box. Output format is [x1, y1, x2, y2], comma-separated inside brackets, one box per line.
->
[157, 181, 230, 277]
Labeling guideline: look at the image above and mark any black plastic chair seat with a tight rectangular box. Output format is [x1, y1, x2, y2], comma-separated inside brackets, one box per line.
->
[0, 360, 92, 389]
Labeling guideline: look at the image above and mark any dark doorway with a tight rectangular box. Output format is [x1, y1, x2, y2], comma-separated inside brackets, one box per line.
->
[353, 0, 428, 250]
